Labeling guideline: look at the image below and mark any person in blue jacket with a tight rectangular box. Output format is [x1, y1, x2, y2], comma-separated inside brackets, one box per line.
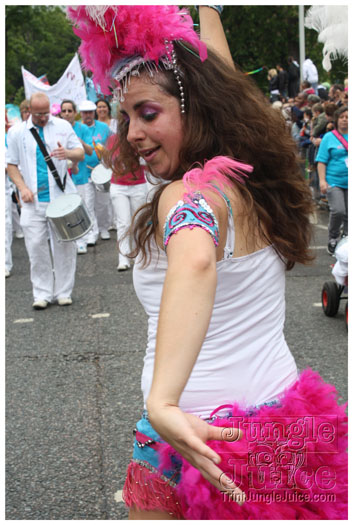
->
[316, 106, 348, 254]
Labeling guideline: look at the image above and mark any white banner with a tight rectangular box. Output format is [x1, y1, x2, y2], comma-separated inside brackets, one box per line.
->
[22, 53, 87, 107]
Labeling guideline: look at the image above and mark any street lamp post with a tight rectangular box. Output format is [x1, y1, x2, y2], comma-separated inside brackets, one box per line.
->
[299, 5, 305, 84]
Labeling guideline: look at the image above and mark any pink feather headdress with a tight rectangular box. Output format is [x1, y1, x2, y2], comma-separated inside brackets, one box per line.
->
[66, 5, 207, 97]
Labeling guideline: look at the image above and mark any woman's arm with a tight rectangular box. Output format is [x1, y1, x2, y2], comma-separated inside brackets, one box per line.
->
[147, 225, 217, 408]
[317, 162, 328, 194]
[146, 182, 244, 499]
[148, 181, 229, 407]
[199, 6, 235, 70]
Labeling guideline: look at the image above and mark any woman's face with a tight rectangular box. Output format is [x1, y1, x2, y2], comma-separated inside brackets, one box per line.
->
[337, 110, 348, 133]
[96, 101, 110, 120]
[119, 76, 183, 179]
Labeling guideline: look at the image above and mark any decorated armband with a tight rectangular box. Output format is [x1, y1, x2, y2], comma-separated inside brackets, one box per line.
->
[163, 192, 219, 249]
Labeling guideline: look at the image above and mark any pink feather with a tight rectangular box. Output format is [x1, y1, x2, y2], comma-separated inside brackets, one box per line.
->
[67, 6, 207, 95]
[182, 156, 253, 205]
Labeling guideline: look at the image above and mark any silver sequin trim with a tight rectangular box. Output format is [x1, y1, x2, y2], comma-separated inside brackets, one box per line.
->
[131, 458, 177, 487]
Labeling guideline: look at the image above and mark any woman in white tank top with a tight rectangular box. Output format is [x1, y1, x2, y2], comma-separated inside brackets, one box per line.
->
[68, 5, 347, 520]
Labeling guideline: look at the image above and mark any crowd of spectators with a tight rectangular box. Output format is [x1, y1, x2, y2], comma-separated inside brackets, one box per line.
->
[269, 73, 347, 200]
[268, 61, 348, 255]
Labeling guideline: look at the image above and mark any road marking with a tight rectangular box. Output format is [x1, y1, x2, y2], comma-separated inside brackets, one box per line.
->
[90, 313, 110, 318]
[315, 224, 328, 230]
[114, 490, 123, 503]
[310, 246, 327, 250]
[13, 318, 34, 324]
[313, 303, 322, 307]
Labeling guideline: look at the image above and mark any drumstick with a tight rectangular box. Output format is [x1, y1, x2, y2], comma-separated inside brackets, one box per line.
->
[92, 140, 106, 159]
[13, 189, 22, 208]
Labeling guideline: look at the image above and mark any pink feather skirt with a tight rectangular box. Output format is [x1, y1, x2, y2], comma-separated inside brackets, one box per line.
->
[123, 369, 347, 519]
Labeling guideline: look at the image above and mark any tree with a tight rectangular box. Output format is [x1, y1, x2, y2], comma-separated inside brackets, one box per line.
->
[6, 5, 80, 102]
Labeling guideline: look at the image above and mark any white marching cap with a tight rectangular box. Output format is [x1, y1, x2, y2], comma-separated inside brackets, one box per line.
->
[78, 100, 97, 111]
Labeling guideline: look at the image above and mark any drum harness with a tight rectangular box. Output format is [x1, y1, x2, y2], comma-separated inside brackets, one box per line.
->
[30, 127, 67, 193]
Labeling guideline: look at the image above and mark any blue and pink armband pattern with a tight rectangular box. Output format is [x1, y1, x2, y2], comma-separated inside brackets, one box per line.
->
[163, 192, 219, 248]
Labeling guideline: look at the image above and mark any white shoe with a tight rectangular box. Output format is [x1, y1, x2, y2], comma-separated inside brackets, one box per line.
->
[117, 262, 130, 272]
[86, 238, 96, 246]
[58, 297, 72, 306]
[32, 300, 49, 310]
[5, 269, 11, 278]
[100, 230, 111, 240]
[15, 231, 24, 239]
[77, 244, 88, 254]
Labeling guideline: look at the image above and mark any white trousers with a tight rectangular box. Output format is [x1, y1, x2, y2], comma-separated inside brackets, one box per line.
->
[20, 203, 77, 302]
[5, 183, 13, 272]
[9, 182, 23, 234]
[110, 183, 148, 265]
[94, 185, 113, 232]
[75, 182, 99, 246]
[12, 201, 22, 234]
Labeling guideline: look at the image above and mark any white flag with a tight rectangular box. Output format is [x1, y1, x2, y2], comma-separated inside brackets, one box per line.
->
[22, 53, 87, 106]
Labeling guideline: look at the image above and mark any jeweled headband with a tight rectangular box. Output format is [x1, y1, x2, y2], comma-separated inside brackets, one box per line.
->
[66, 6, 208, 113]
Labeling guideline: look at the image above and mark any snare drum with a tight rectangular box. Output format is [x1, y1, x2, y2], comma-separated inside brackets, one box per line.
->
[46, 193, 93, 242]
[91, 164, 112, 192]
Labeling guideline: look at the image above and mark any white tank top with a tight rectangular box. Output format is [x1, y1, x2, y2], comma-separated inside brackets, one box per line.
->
[133, 198, 298, 418]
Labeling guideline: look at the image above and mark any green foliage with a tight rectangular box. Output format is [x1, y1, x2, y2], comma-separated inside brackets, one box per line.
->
[6, 5, 80, 102]
[221, 5, 299, 91]
[13, 87, 25, 107]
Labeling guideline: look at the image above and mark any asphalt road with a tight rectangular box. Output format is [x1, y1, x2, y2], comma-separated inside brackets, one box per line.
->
[5, 207, 348, 520]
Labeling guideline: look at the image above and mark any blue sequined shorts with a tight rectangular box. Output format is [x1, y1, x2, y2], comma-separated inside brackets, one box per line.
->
[131, 401, 279, 485]
[132, 410, 182, 485]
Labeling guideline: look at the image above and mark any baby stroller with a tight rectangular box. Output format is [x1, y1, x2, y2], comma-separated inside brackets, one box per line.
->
[321, 237, 348, 328]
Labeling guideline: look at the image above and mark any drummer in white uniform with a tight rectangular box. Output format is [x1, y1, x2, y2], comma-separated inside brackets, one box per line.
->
[6, 92, 84, 309]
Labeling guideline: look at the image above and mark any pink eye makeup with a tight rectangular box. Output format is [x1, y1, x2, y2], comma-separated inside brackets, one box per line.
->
[121, 112, 130, 124]
[139, 103, 161, 121]
[120, 101, 162, 126]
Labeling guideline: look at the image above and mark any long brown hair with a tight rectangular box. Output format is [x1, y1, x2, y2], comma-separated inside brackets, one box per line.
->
[108, 43, 314, 270]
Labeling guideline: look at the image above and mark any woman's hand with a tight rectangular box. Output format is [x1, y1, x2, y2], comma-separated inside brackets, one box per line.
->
[320, 179, 328, 194]
[147, 403, 245, 503]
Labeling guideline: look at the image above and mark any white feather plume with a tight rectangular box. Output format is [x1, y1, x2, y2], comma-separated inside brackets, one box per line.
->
[304, 5, 348, 71]
[84, 6, 111, 31]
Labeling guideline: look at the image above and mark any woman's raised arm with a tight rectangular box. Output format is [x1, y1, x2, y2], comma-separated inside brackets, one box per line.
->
[199, 6, 235, 70]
